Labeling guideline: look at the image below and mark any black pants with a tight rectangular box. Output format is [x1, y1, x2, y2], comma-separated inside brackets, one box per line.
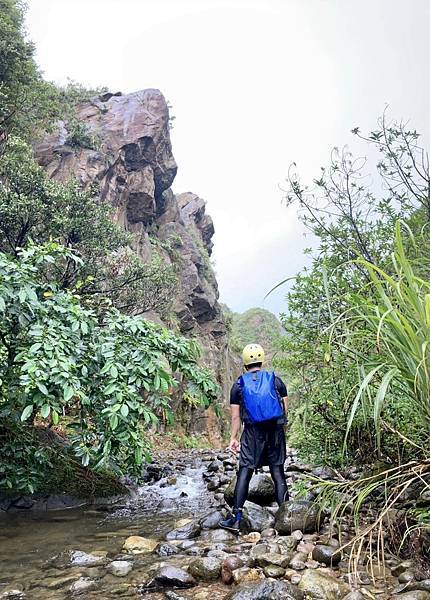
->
[233, 464, 289, 509]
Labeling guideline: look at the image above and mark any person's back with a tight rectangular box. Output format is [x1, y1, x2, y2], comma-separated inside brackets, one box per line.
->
[219, 343, 289, 533]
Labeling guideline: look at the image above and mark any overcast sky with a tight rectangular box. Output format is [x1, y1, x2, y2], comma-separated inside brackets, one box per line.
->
[25, 0, 430, 315]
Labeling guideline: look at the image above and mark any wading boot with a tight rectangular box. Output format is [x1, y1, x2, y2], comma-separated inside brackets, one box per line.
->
[219, 509, 242, 534]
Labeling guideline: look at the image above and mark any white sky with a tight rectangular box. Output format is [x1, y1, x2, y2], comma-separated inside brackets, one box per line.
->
[25, 0, 430, 315]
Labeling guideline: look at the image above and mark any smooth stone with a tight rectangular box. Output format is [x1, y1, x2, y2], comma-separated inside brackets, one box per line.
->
[70, 551, 107, 567]
[107, 561, 133, 577]
[242, 532, 261, 544]
[221, 556, 244, 584]
[312, 544, 341, 566]
[243, 501, 275, 533]
[260, 528, 277, 538]
[154, 542, 179, 556]
[45, 575, 78, 590]
[278, 535, 299, 552]
[0, 593, 26, 600]
[392, 561, 415, 577]
[263, 565, 285, 578]
[199, 510, 225, 530]
[227, 579, 304, 600]
[199, 528, 236, 543]
[165, 521, 200, 540]
[274, 501, 320, 534]
[145, 566, 196, 589]
[298, 569, 350, 599]
[232, 567, 265, 585]
[250, 543, 269, 559]
[188, 556, 222, 581]
[255, 552, 290, 569]
[400, 571, 417, 583]
[123, 536, 158, 554]
[69, 578, 98, 595]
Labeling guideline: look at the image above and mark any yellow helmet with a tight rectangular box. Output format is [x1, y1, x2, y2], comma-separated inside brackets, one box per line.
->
[242, 343, 265, 366]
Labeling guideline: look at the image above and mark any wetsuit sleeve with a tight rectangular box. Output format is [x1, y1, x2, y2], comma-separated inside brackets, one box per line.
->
[230, 382, 241, 405]
[275, 376, 288, 397]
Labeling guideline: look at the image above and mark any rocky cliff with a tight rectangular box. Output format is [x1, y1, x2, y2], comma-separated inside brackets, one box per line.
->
[34, 89, 238, 437]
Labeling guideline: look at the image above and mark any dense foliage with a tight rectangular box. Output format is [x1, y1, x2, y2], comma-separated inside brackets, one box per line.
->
[0, 243, 218, 492]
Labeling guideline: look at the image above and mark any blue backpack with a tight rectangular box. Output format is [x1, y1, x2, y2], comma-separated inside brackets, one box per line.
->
[238, 370, 283, 423]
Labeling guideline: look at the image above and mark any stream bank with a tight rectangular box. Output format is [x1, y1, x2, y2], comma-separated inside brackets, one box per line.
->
[0, 449, 428, 600]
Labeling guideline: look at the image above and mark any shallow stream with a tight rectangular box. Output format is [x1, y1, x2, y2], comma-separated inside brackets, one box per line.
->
[0, 460, 212, 599]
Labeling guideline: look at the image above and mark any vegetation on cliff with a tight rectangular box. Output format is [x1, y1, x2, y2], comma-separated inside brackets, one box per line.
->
[0, 0, 219, 496]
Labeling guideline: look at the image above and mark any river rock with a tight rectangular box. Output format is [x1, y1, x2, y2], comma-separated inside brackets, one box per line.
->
[400, 571, 417, 583]
[243, 501, 275, 532]
[250, 543, 269, 558]
[394, 594, 430, 600]
[404, 583, 430, 593]
[199, 510, 225, 529]
[221, 556, 244, 584]
[155, 542, 179, 556]
[227, 579, 304, 600]
[312, 544, 341, 566]
[165, 520, 200, 540]
[255, 552, 290, 568]
[45, 575, 79, 590]
[123, 536, 158, 554]
[70, 550, 107, 566]
[188, 556, 222, 581]
[298, 569, 350, 599]
[274, 501, 320, 534]
[289, 552, 307, 570]
[107, 560, 133, 577]
[69, 577, 98, 595]
[224, 474, 275, 506]
[263, 564, 285, 578]
[145, 566, 196, 589]
[392, 561, 415, 576]
[207, 459, 222, 472]
[311, 466, 337, 480]
[278, 535, 299, 552]
[242, 532, 261, 544]
[0, 593, 25, 600]
[199, 528, 236, 543]
[232, 567, 264, 585]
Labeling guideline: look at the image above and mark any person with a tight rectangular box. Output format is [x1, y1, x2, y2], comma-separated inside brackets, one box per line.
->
[219, 343, 289, 533]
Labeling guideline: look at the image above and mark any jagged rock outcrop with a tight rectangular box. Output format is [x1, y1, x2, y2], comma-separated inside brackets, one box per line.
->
[34, 89, 238, 436]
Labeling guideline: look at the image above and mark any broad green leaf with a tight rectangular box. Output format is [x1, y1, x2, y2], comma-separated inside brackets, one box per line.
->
[40, 404, 51, 418]
[21, 405, 34, 421]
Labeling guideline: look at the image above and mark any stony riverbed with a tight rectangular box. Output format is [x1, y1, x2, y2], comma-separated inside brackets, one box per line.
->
[0, 448, 429, 600]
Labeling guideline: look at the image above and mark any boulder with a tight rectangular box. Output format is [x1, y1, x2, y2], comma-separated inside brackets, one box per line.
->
[255, 553, 290, 569]
[122, 536, 158, 554]
[298, 569, 350, 599]
[274, 501, 320, 534]
[188, 556, 222, 581]
[225, 473, 275, 506]
[227, 579, 304, 600]
[312, 544, 341, 566]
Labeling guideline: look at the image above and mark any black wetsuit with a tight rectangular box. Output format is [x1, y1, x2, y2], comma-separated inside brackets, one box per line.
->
[229, 371, 289, 508]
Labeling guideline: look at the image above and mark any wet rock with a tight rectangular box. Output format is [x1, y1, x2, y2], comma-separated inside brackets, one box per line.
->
[403, 583, 430, 593]
[165, 592, 188, 600]
[232, 567, 264, 585]
[263, 565, 285, 578]
[250, 543, 269, 559]
[165, 520, 200, 540]
[399, 571, 417, 583]
[243, 501, 275, 533]
[158, 498, 179, 510]
[188, 556, 222, 581]
[155, 542, 179, 556]
[278, 535, 299, 552]
[185, 545, 204, 556]
[70, 550, 107, 566]
[255, 552, 290, 569]
[227, 579, 304, 600]
[242, 532, 261, 544]
[298, 569, 350, 599]
[0, 593, 26, 600]
[289, 552, 307, 570]
[394, 594, 430, 600]
[343, 593, 366, 600]
[207, 459, 222, 472]
[107, 560, 133, 577]
[123, 535, 158, 554]
[392, 561, 415, 577]
[221, 556, 245, 584]
[207, 478, 220, 491]
[261, 528, 277, 538]
[225, 474, 275, 506]
[199, 528, 236, 543]
[45, 575, 79, 590]
[311, 466, 337, 480]
[199, 510, 225, 529]
[69, 577, 98, 595]
[274, 501, 320, 534]
[145, 566, 196, 589]
[312, 544, 341, 566]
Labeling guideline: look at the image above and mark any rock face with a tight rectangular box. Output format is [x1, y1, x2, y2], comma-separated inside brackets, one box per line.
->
[34, 89, 239, 435]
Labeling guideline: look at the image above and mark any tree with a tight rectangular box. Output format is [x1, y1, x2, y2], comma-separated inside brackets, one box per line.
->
[0, 243, 218, 492]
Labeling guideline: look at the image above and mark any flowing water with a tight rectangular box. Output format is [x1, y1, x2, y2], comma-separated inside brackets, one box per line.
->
[0, 459, 213, 599]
